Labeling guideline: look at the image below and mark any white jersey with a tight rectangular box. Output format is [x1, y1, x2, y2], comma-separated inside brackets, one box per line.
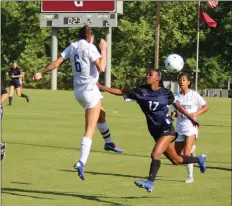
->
[61, 39, 101, 91]
[175, 89, 206, 135]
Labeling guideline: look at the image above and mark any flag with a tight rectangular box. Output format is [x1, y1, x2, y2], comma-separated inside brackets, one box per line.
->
[200, 6, 217, 28]
[207, 1, 219, 8]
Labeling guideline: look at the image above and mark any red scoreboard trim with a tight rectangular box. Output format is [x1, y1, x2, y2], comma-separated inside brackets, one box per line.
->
[41, 1, 116, 13]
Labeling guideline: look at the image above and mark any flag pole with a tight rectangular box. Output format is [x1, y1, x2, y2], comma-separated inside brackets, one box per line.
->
[155, 1, 161, 69]
[195, 1, 200, 92]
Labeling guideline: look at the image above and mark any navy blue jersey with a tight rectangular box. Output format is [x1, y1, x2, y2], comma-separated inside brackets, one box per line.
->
[10, 67, 21, 80]
[123, 85, 175, 137]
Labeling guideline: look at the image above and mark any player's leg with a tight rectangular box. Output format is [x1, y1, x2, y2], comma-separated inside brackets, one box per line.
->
[135, 135, 176, 192]
[175, 139, 195, 183]
[164, 143, 206, 173]
[15, 86, 29, 102]
[73, 88, 102, 180]
[184, 135, 196, 183]
[97, 106, 123, 153]
[8, 85, 14, 106]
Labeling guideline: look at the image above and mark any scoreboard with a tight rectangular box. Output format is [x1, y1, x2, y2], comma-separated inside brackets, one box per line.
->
[40, 1, 118, 27]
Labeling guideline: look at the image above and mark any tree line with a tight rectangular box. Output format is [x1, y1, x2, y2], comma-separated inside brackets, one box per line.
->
[1, 1, 232, 89]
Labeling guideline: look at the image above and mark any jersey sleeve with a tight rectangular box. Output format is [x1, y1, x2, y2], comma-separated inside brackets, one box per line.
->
[168, 90, 176, 105]
[122, 86, 138, 101]
[89, 44, 101, 63]
[61, 45, 71, 60]
[195, 92, 207, 108]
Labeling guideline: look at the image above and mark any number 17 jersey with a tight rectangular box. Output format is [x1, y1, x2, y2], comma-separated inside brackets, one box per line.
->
[61, 39, 101, 91]
[123, 85, 176, 137]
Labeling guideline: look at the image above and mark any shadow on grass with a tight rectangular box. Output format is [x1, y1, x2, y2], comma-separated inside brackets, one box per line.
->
[58, 169, 183, 183]
[201, 124, 231, 128]
[161, 163, 232, 172]
[2, 190, 53, 200]
[7, 141, 149, 158]
[200, 165, 232, 172]
[10, 181, 32, 185]
[1, 187, 155, 205]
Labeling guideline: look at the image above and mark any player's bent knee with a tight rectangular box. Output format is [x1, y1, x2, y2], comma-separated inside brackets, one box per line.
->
[151, 153, 162, 160]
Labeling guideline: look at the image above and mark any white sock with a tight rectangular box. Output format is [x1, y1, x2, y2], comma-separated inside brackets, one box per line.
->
[79, 137, 92, 165]
[97, 122, 113, 143]
[186, 163, 193, 178]
[186, 145, 197, 178]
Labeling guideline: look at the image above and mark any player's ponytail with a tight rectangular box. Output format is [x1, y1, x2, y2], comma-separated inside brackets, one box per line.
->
[78, 25, 94, 42]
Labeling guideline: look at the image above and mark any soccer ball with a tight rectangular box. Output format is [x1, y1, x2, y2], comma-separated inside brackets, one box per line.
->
[165, 54, 184, 72]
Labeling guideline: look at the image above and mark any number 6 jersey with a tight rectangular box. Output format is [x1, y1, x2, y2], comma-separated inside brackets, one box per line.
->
[61, 39, 101, 91]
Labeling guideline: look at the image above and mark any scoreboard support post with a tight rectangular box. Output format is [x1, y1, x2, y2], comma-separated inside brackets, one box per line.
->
[105, 26, 112, 88]
[51, 27, 58, 90]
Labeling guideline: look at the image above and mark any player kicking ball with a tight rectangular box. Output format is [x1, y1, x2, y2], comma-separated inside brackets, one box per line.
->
[98, 68, 207, 192]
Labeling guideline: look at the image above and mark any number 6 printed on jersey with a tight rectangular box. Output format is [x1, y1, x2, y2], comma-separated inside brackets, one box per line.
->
[74, 54, 82, 72]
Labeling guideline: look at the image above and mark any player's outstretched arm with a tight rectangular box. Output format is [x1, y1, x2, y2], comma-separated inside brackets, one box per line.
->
[192, 104, 209, 117]
[97, 82, 123, 96]
[33, 56, 64, 80]
[173, 103, 200, 127]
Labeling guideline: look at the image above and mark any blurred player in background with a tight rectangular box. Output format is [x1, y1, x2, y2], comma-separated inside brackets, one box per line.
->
[8, 60, 29, 106]
[33, 25, 122, 181]
[171, 73, 209, 183]
[1, 81, 8, 160]
[97, 68, 207, 192]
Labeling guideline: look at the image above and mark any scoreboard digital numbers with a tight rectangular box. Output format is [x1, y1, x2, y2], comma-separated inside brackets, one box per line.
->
[40, 13, 117, 27]
[40, 1, 118, 28]
[64, 17, 82, 25]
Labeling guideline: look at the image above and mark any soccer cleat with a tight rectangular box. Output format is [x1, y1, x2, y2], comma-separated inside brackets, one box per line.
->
[104, 143, 123, 153]
[73, 161, 85, 180]
[26, 96, 30, 103]
[198, 154, 207, 173]
[134, 179, 154, 192]
[185, 176, 194, 184]
[1, 149, 5, 161]
[0, 142, 6, 150]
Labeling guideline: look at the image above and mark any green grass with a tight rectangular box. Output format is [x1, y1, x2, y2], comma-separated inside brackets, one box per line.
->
[1, 89, 231, 206]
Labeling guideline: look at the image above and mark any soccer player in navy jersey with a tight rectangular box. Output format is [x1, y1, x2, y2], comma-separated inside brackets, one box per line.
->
[97, 68, 207, 192]
[8, 60, 29, 106]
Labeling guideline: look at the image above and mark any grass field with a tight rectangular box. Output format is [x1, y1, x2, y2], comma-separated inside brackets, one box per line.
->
[1, 89, 231, 206]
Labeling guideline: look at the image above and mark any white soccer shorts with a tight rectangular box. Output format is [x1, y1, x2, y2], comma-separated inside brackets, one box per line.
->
[74, 86, 103, 109]
[175, 126, 199, 142]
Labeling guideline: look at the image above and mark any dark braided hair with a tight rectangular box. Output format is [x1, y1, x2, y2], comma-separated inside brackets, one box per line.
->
[78, 25, 94, 41]
[149, 68, 164, 88]
[178, 73, 191, 88]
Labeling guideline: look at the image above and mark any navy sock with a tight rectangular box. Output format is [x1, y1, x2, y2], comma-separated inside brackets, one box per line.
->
[148, 160, 161, 182]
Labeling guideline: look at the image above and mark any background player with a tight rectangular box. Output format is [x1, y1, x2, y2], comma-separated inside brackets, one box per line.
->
[33, 25, 122, 181]
[171, 73, 209, 183]
[97, 68, 207, 192]
[8, 60, 29, 106]
[1, 82, 8, 160]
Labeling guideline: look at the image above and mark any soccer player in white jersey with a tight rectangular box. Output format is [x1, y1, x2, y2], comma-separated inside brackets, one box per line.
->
[33, 25, 122, 180]
[171, 73, 209, 183]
